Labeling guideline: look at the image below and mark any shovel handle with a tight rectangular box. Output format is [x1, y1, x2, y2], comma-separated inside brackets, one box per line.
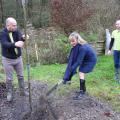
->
[46, 80, 63, 96]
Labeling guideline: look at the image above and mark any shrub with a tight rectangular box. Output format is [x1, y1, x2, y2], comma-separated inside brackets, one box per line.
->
[80, 32, 98, 42]
[32, 11, 50, 28]
[39, 33, 70, 64]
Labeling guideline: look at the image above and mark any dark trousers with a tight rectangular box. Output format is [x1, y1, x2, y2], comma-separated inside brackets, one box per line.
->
[113, 50, 120, 69]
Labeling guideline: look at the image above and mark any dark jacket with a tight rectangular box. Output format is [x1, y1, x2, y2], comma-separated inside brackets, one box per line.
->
[63, 43, 97, 81]
[0, 28, 24, 59]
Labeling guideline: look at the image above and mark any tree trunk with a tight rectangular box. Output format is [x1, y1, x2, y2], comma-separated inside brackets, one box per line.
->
[16, 0, 20, 18]
[0, 0, 4, 27]
[27, 0, 33, 18]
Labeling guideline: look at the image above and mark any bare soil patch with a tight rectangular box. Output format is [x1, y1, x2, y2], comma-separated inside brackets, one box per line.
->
[0, 81, 120, 120]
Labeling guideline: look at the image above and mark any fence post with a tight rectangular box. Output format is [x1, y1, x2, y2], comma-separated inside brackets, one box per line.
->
[105, 29, 111, 55]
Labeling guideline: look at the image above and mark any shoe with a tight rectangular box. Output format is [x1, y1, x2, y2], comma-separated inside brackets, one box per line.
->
[118, 80, 120, 84]
[114, 76, 119, 81]
[75, 90, 81, 94]
[20, 90, 29, 96]
[7, 92, 13, 102]
[114, 78, 120, 84]
[73, 91, 85, 100]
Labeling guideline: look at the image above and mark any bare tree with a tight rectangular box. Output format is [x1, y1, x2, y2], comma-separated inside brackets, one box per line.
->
[86, 0, 120, 33]
[51, 0, 93, 34]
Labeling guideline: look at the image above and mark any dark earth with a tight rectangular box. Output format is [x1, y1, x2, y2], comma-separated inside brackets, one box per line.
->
[0, 81, 120, 120]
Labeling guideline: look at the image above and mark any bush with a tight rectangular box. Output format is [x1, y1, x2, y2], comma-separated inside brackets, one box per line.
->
[32, 11, 50, 28]
[80, 32, 98, 42]
[39, 33, 70, 64]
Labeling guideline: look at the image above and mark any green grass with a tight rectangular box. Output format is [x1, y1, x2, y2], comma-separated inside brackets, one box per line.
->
[0, 55, 120, 112]
[29, 55, 120, 112]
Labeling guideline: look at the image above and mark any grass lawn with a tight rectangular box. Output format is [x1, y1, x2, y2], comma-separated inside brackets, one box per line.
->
[1, 55, 120, 112]
[24, 55, 120, 112]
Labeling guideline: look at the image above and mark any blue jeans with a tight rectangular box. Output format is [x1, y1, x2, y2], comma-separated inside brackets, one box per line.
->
[113, 50, 120, 69]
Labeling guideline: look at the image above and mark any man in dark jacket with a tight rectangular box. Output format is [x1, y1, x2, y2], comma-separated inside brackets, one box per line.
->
[0, 17, 28, 102]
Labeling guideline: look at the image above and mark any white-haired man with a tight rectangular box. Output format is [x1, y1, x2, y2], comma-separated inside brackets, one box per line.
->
[0, 17, 28, 102]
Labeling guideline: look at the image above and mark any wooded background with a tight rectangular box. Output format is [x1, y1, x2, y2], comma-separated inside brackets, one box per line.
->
[0, 0, 120, 65]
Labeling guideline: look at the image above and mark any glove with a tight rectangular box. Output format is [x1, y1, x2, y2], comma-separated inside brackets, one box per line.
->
[22, 34, 29, 41]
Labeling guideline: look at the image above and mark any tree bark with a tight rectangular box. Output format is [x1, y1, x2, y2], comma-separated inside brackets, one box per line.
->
[16, 0, 20, 18]
[0, 0, 4, 27]
[27, 0, 33, 17]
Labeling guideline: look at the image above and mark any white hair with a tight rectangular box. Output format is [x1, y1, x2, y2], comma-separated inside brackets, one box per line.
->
[69, 32, 87, 45]
[6, 17, 17, 26]
[116, 20, 120, 24]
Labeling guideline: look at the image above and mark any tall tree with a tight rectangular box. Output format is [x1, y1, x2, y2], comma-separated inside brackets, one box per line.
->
[0, 0, 4, 27]
[27, 0, 33, 17]
[16, 0, 21, 18]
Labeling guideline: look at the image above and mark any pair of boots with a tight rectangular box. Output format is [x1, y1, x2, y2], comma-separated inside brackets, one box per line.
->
[115, 69, 120, 83]
[73, 79, 86, 100]
[6, 79, 28, 102]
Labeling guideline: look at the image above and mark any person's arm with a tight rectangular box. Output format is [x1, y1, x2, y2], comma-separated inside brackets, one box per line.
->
[109, 38, 114, 50]
[13, 30, 24, 48]
[17, 30, 29, 42]
[63, 49, 73, 81]
[1, 32, 16, 48]
[108, 38, 114, 54]
[17, 30, 25, 42]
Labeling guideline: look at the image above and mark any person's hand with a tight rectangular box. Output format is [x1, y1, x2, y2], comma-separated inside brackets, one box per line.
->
[22, 34, 29, 40]
[108, 50, 111, 55]
[15, 41, 24, 48]
[62, 80, 71, 85]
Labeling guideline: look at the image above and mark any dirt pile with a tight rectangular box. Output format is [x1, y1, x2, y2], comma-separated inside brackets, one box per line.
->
[0, 81, 120, 120]
[22, 95, 57, 120]
[0, 82, 6, 99]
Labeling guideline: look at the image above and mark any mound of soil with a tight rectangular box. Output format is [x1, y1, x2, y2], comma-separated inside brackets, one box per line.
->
[0, 82, 6, 98]
[0, 81, 120, 120]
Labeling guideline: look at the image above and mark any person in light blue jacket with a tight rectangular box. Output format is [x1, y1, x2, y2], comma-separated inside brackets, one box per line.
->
[63, 32, 97, 100]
